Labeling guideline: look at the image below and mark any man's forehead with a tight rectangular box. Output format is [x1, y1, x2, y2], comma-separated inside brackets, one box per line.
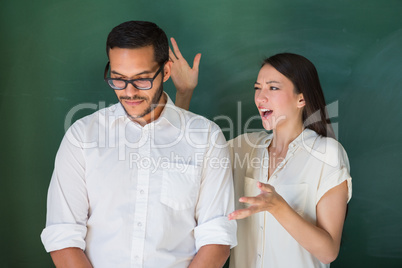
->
[109, 46, 155, 58]
[109, 46, 158, 72]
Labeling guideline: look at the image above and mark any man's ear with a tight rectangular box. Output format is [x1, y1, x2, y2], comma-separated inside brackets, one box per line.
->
[162, 61, 172, 82]
[297, 94, 306, 108]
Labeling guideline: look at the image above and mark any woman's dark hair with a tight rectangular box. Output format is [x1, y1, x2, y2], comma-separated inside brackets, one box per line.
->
[106, 21, 169, 66]
[263, 53, 335, 139]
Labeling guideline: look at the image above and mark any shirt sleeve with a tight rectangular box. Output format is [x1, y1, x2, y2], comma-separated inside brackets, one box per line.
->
[193, 124, 237, 251]
[40, 123, 89, 252]
[316, 140, 352, 204]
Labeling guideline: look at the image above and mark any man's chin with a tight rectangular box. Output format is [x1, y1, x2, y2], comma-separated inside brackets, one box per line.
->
[124, 106, 154, 121]
[121, 105, 145, 119]
[127, 113, 143, 120]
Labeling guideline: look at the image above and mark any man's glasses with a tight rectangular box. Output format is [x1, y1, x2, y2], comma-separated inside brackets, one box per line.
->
[104, 62, 164, 90]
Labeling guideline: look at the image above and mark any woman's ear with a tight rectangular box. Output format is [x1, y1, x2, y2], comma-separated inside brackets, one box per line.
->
[297, 94, 306, 108]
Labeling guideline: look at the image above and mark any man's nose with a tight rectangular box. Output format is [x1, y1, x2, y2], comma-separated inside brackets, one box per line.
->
[124, 82, 140, 97]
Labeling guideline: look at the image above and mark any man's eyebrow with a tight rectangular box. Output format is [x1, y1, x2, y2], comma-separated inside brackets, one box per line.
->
[111, 70, 124, 76]
[111, 69, 154, 77]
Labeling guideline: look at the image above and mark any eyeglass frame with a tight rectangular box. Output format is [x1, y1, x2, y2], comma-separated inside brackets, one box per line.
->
[104, 61, 164, 90]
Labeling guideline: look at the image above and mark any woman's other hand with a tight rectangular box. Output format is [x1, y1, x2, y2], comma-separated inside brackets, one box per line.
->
[228, 182, 286, 220]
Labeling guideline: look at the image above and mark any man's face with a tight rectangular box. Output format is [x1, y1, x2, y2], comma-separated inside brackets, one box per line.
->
[108, 46, 170, 125]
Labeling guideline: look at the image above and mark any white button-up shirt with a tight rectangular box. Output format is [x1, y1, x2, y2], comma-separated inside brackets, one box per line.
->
[229, 129, 352, 268]
[41, 94, 237, 268]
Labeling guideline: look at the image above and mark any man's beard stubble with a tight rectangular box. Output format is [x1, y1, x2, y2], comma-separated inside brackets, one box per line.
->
[119, 81, 164, 120]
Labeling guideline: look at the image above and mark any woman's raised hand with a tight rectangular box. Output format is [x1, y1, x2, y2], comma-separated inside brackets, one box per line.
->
[169, 37, 201, 94]
[169, 37, 201, 110]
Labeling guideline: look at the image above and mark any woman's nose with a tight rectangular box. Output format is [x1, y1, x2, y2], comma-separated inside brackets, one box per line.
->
[256, 88, 269, 103]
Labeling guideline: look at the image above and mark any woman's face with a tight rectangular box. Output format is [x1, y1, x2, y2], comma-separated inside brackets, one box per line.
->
[254, 64, 305, 131]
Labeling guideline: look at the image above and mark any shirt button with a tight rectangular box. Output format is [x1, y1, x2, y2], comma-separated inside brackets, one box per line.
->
[140, 190, 145, 195]
[258, 254, 261, 258]
[260, 226, 263, 230]
[137, 222, 142, 227]
[135, 255, 139, 261]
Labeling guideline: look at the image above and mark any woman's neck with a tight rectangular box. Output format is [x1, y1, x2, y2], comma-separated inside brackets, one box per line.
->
[270, 121, 304, 153]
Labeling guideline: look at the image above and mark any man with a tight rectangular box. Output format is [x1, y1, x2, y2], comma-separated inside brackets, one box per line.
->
[41, 21, 237, 268]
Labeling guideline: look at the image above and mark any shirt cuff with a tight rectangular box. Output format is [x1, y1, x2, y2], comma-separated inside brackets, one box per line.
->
[40, 223, 87, 252]
[194, 216, 237, 251]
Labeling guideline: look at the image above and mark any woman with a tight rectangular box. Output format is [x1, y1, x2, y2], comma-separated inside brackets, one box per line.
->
[169, 38, 352, 268]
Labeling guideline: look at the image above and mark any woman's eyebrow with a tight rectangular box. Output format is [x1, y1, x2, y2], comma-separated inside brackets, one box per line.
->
[254, 81, 281, 85]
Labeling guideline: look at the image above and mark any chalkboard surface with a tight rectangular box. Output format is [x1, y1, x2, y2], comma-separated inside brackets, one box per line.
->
[1, 0, 401, 267]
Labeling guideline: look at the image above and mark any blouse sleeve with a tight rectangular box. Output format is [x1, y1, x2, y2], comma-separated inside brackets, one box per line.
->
[316, 167, 352, 204]
[316, 138, 352, 204]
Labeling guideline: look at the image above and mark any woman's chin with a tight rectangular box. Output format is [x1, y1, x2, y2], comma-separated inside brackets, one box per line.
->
[262, 121, 274, 131]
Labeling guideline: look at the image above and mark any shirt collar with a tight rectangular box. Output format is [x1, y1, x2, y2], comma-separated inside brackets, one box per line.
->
[155, 93, 182, 130]
[260, 128, 319, 149]
[289, 128, 319, 149]
[109, 92, 182, 130]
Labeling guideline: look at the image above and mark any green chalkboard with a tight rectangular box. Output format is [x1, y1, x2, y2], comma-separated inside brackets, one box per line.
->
[1, 0, 402, 267]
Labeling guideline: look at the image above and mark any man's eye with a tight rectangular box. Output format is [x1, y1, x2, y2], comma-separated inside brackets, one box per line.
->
[254, 87, 261, 90]
[270, 87, 279, 90]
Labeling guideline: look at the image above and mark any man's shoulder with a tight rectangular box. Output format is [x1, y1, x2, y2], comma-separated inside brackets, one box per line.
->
[68, 103, 121, 130]
[171, 105, 220, 131]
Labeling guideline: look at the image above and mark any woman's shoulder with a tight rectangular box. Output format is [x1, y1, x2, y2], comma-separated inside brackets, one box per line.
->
[299, 129, 349, 170]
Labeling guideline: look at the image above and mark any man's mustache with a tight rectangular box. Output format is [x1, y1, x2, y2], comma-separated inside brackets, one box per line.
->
[119, 95, 148, 101]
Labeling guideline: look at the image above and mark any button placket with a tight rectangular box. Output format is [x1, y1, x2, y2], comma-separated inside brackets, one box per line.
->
[258, 212, 267, 268]
[262, 153, 269, 182]
[131, 126, 151, 267]
[270, 145, 297, 180]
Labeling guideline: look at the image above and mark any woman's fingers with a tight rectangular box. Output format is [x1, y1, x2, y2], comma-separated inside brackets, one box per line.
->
[170, 37, 183, 59]
[170, 37, 201, 70]
[192, 53, 201, 71]
[169, 46, 176, 62]
[258, 182, 274, 192]
[239, 196, 259, 204]
[228, 206, 260, 220]
[229, 183, 283, 220]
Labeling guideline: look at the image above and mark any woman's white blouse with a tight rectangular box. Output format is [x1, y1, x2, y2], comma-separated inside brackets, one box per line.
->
[229, 129, 352, 268]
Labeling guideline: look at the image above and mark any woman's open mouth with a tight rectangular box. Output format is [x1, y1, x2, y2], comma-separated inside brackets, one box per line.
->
[260, 108, 273, 119]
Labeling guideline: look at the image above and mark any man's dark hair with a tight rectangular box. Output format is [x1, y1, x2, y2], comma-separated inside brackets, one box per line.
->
[106, 21, 169, 65]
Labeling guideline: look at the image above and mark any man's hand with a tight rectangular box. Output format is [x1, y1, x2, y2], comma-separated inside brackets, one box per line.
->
[169, 37, 201, 110]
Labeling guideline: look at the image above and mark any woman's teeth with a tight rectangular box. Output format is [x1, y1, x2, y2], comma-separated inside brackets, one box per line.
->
[260, 108, 273, 118]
